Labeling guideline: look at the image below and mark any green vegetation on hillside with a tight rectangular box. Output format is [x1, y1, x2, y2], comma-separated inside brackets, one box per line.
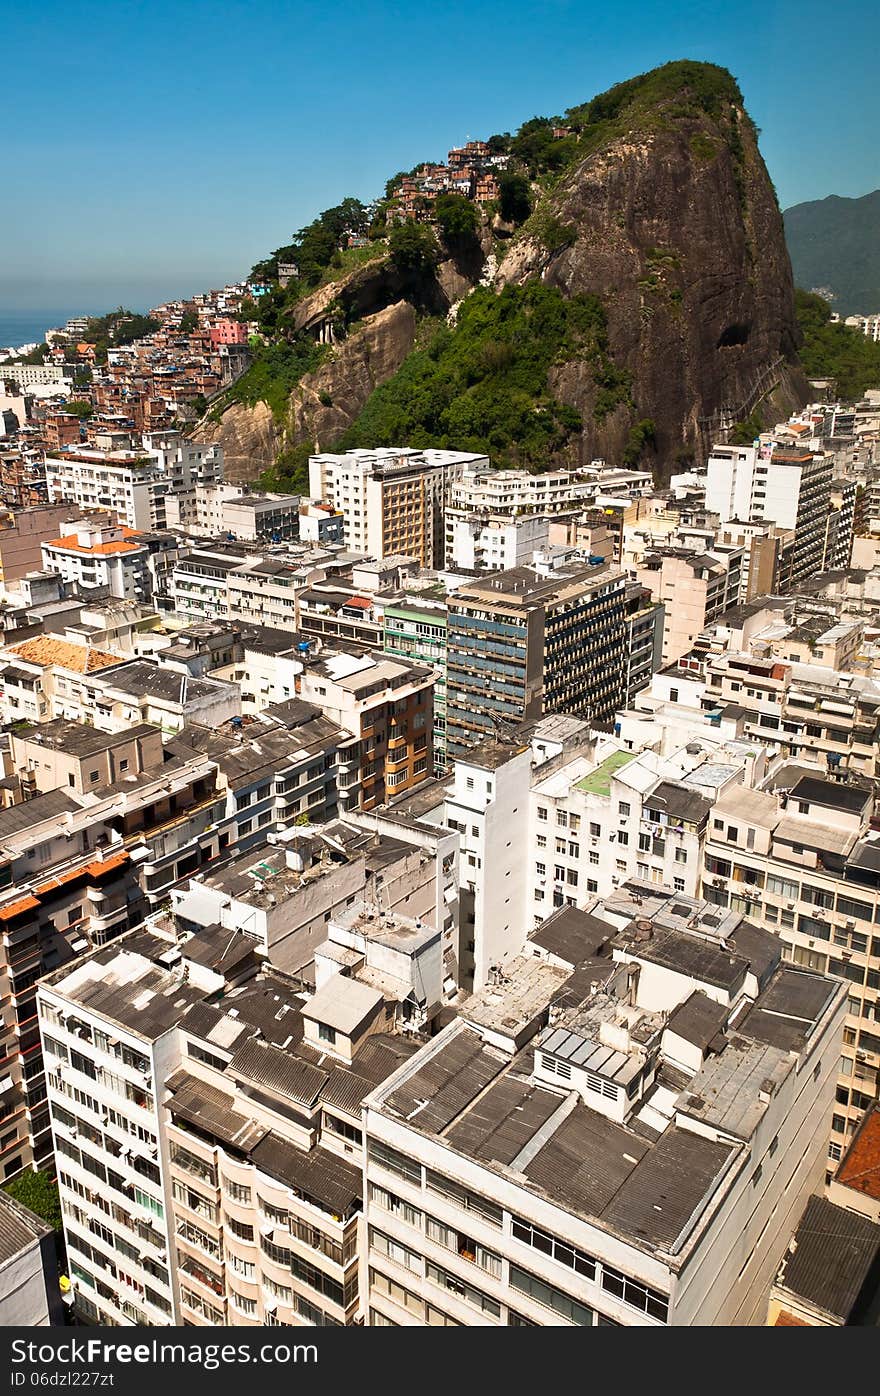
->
[336, 282, 632, 467]
[434, 193, 480, 252]
[64, 400, 93, 418]
[225, 337, 327, 422]
[795, 289, 880, 400]
[487, 60, 747, 181]
[83, 308, 160, 361]
[3, 1169, 62, 1232]
[785, 190, 880, 317]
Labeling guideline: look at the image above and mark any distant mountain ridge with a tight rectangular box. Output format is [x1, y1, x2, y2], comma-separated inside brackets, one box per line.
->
[784, 190, 880, 316]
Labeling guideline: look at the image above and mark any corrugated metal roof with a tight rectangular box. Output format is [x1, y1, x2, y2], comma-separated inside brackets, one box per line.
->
[168, 1072, 267, 1152]
[249, 1137, 361, 1218]
[0, 1191, 52, 1265]
[775, 1195, 880, 1320]
[229, 1038, 328, 1109]
[385, 1028, 506, 1133]
[601, 1127, 733, 1251]
[445, 1074, 562, 1167]
[523, 1102, 648, 1216]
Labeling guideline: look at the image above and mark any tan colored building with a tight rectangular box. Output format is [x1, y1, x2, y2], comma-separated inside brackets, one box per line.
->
[634, 548, 742, 666]
[10, 719, 163, 797]
[0, 505, 117, 587]
[298, 650, 434, 811]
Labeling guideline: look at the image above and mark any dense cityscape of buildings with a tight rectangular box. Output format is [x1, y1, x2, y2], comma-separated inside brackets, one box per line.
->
[1, 303, 880, 1327]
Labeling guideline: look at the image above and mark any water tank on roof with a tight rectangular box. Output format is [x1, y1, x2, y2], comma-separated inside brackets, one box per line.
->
[588, 554, 605, 565]
[297, 641, 311, 654]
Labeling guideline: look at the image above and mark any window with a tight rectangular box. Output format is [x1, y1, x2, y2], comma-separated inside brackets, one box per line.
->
[674, 848, 687, 864]
[370, 1227, 422, 1274]
[368, 1184, 421, 1229]
[600, 1265, 668, 1321]
[537, 807, 548, 822]
[425, 1216, 502, 1277]
[511, 1219, 595, 1278]
[318, 1023, 336, 1045]
[226, 1216, 254, 1242]
[590, 823, 600, 837]
[618, 802, 631, 817]
[510, 1266, 593, 1326]
[425, 1263, 500, 1318]
[556, 811, 568, 828]
[673, 877, 685, 893]
[369, 1141, 421, 1188]
[425, 1172, 501, 1227]
[225, 1180, 251, 1204]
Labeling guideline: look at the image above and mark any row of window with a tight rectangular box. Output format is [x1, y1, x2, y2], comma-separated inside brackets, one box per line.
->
[367, 1157, 669, 1321]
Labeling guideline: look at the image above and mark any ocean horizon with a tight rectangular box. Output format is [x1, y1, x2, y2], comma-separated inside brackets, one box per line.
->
[0, 303, 154, 352]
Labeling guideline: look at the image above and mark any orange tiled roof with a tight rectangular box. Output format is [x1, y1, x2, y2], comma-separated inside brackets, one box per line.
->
[774, 1310, 809, 1326]
[0, 894, 40, 921]
[45, 528, 142, 556]
[835, 1105, 880, 1202]
[8, 637, 122, 674]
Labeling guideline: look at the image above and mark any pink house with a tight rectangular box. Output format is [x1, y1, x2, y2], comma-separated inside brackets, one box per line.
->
[209, 319, 249, 347]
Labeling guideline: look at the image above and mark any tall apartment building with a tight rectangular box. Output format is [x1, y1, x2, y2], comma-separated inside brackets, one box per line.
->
[445, 561, 627, 760]
[298, 649, 435, 812]
[308, 448, 484, 566]
[45, 435, 223, 533]
[362, 895, 845, 1326]
[45, 450, 160, 531]
[37, 920, 421, 1327]
[699, 770, 880, 1176]
[706, 443, 833, 586]
[528, 746, 712, 924]
[624, 583, 663, 706]
[634, 547, 742, 666]
[383, 597, 448, 775]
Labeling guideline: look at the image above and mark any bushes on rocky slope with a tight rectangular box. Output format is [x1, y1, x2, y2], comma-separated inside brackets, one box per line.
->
[796, 290, 880, 399]
[336, 282, 631, 467]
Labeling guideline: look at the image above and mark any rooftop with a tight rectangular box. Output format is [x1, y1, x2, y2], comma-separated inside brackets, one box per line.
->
[576, 749, 638, 796]
[6, 635, 123, 673]
[12, 718, 158, 758]
[773, 1195, 880, 1322]
[834, 1105, 880, 1205]
[0, 1190, 53, 1267]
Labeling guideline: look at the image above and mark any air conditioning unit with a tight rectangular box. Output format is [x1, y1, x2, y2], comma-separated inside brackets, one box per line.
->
[845, 919, 856, 929]
[786, 902, 795, 910]
[855, 1049, 868, 1061]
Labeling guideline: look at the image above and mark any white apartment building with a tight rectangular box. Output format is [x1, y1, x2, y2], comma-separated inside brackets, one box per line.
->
[38, 921, 422, 1328]
[41, 522, 150, 601]
[528, 744, 713, 922]
[309, 448, 484, 566]
[169, 548, 243, 622]
[46, 434, 223, 533]
[362, 894, 846, 1326]
[225, 557, 302, 630]
[45, 450, 160, 532]
[0, 364, 69, 390]
[700, 769, 880, 1174]
[443, 742, 533, 992]
[706, 443, 832, 585]
[165, 484, 300, 542]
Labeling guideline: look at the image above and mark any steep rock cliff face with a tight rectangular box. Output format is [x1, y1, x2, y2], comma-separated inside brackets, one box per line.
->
[199, 254, 471, 481]
[204, 400, 279, 484]
[286, 300, 418, 448]
[496, 108, 805, 467]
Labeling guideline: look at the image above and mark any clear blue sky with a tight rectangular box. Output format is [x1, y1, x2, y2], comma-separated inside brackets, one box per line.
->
[5, 0, 878, 313]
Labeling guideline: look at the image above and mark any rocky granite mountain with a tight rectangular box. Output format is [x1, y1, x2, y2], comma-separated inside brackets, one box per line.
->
[197, 61, 806, 485]
[785, 190, 880, 318]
